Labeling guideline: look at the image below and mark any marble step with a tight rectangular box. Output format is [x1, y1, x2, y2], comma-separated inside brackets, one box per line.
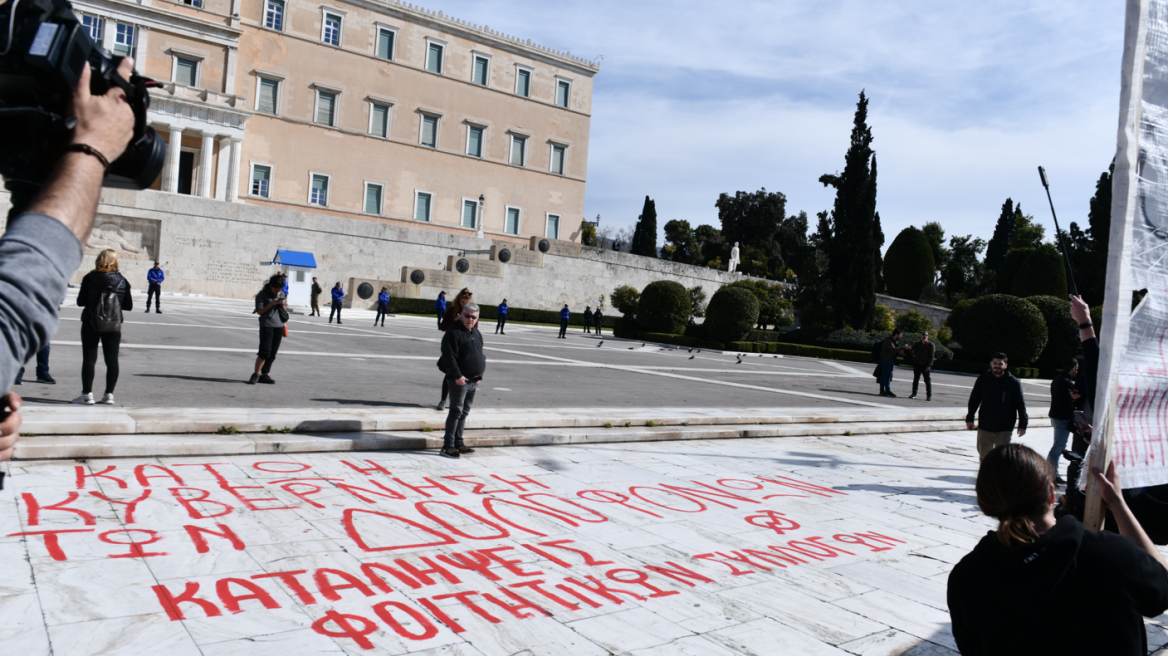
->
[16, 405, 965, 436]
[14, 419, 969, 460]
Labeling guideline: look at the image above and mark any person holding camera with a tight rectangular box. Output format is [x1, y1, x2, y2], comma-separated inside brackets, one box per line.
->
[249, 274, 287, 385]
[437, 303, 485, 459]
[73, 248, 132, 405]
[0, 56, 136, 451]
[948, 443, 1168, 655]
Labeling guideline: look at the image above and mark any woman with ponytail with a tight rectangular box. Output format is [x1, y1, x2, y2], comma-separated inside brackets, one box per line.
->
[948, 444, 1168, 655]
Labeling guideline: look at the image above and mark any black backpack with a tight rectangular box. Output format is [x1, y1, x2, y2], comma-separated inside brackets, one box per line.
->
[91, 280, 123, 333]
[871, 339, 883, 363]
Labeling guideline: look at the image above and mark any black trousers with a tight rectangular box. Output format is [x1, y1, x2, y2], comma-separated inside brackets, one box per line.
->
[437, 313, 443, 329]
[912, 364, 932, 397]
[443, 380, 477, 449]
[496, 316, 506, 333]
[329, 300, 342, 322]
[257, 326, 283, 374]
[559, 319, 568, 338]
[81, 323, 121, 394]
[375, 303, 388, 325]
[584, 319, 592, 333]
[146, 283, 161, 310]
[440, 377, 449, 404]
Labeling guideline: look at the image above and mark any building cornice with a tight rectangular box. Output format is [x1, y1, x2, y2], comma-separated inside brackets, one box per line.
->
[73, 0, 243, 44]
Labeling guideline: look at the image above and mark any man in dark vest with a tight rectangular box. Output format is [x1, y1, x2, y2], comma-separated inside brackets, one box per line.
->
[909, 331, 935, 401]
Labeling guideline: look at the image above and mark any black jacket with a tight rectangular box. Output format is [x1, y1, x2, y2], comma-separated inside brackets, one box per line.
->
[438, 322, 485, 381]
[1048, 372, 1081, 421]
[948, 516, 1168, 656]
[77, 270, 132, 323]
[966, 370, 1028, 431]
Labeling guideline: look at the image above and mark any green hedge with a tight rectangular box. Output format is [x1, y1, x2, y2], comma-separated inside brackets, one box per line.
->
[637, 281, 691, 335]
[387, 297, 617, 328]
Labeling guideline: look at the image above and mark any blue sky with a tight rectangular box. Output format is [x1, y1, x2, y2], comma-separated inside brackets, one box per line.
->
[436, 0, 1125, 250]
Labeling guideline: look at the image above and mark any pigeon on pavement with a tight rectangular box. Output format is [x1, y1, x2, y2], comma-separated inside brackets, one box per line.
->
[597, 341, 604, 347]
[688, 355, 695, 359]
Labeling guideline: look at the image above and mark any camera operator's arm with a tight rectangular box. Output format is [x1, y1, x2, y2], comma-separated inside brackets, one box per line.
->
[0, 392, 22, 462]
[26, 59, 136, 242]
[1093, 462, 1168, 572]
[1070, 294, 1099, 410]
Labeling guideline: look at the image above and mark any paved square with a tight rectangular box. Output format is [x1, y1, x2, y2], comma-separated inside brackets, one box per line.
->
[6, 425, 1166, 655]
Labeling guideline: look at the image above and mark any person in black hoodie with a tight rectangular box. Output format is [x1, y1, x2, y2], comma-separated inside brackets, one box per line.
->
[74, 249, 132, 405]
[437, 302, 485, 459]
[966, 351, 1028, 460]
[948, 443, 1168, 655]
[1046, 356, 1081, 484]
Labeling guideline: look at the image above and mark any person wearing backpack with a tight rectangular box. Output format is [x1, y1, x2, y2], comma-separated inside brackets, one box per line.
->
[73, 249, 132, 405]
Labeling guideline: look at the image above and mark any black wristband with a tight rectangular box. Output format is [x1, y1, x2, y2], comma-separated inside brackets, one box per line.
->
[1079, 322, 1094, 329]
[61, 144, 110, 174]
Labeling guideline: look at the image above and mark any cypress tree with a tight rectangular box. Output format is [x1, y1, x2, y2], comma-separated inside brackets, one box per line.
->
[819, 91, 880, 329]
[631, 196, 658, 257]
[985, 198, 1016, 271]
[1083, 160, 1114, 304]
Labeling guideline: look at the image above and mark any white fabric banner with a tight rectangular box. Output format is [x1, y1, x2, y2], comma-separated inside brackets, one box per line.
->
[1098, 0, 1168, 489]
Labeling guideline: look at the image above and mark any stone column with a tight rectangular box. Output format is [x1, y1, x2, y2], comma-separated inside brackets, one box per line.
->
[225, 138, 242, 202]
[197, 133, 215, 197]
[161, 126, 183, 193]
[215, 136, 231, 200]
[133, 27, 148, 73]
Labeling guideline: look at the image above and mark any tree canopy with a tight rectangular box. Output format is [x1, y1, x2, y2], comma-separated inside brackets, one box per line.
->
[630, 196, 658, 257]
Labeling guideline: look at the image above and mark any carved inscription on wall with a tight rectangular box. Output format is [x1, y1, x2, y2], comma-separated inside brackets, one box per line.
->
[402, 266, 462, 290]
[447, 255, 503, 278]
[174, 235, 216, 248]
[510, 248, 544, 268]
[205, 261, 260, 285]
[85, 215, 160, 260]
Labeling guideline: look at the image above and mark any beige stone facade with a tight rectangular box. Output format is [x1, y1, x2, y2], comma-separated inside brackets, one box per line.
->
[71, 0, 597, 243]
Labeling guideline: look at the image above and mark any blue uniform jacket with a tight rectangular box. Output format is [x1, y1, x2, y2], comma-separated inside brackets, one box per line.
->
[331, 287, 345, 303]
[147, 268, 165, 285]
[498, 303, 508, 316]
[437, 297, 447, 313]
[378, 292, 390, 305]
[560, 308, 570, 320]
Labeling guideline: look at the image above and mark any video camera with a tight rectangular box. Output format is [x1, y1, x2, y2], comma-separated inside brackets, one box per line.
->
[0, 0, 165, 214]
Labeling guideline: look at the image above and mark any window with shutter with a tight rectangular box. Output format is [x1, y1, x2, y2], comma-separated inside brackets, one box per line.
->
[462, 200, 477, 228]
[310, 174, 329, 206]
[377, 29, 395, 59]
[516, 69, 530, 97]
[556, 80, 570, 108]
[551, 145, 565, 175]
[505, 208, 520, 234]
[547, 214, 560, 239]
[421, 116, 438, 147]
[251, 165, 271, 198]
[473, 57, 489, 85]
[371, 104, 388, 137]
[316, 91, 336, 126]
[175, 57, 198, 87]
[467, 126, 483, 157]
[365, 184, 382, 214]
[415, 193, 432, 221]
[510, 136, 526, 166]
[258, 78, 278, 114]
[427, 43, 443, 73]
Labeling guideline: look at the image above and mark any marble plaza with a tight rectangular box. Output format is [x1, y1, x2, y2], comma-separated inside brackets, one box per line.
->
[5, 425, 1167, 656]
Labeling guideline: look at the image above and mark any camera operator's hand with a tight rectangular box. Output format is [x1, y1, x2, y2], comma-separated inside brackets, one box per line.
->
[1069, 294, 1091, 324]
[0, 391, 23, 462]
[70, 58, 136, 163]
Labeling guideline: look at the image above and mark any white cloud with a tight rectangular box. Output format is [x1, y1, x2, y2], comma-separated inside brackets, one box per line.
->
[429, 0, 1125, 245]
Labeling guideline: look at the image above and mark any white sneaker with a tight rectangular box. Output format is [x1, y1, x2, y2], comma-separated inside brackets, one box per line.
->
[99, 393, 116, 405]
[72, 393, 95, 405]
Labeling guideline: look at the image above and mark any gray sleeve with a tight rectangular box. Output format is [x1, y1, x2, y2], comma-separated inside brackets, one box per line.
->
[0, 212, 83, 390]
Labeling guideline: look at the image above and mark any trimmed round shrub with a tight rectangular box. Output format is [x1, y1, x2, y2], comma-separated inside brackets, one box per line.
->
[883, 227, 936, 300]
[611, 285, 640, 317]
[894, 309, 934, 335]
[724, 279, 792, 329]
[704, 287, 759, 343]
[1011, 245, 1068, 298]
[946, 299, 974, 339]
[1027, 295, 1080, 370]
[995, 248, 1034, 294]
[951, 294, 1047, 365]
[636, 281, 691, 335]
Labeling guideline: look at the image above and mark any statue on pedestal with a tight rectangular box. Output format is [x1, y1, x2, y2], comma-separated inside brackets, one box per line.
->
[728, 241, 740, 273]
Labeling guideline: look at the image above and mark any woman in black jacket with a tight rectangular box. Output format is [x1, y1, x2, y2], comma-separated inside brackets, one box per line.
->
[73, 249, 132, 405]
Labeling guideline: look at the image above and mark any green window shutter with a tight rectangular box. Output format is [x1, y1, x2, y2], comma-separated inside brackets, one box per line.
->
[415, 193, 432, 221]
[316, 92, 335, 126]
[506, 208, 519, 234]
[427, 44, 443, 73]
[310, 175, 328, 206]
[365, 185, 381, 214]
[468, 126, 482, 156]
[557, 81, 570, 107]
[377, 30, 394, 59]
[462, 200, 476, 228]
[547, 214, 560, 239]
[510, 137, 525, 166]
[517, 69, 530, 97]
[371, 104, 388, 137]
[251, 165, 270, 197]
[422, 116, 437, 147]
[474, 57, 488, 85]
[258, 78, 278, 114]
[552, 146, 565, 174]
[176, 58, 197, 87]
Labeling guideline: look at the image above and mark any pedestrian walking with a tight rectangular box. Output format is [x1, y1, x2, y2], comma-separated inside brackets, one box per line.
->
[436, 291, 447, 329]
[145, 261, 164, 313]
[495, 299, 508, 335]
[375, 287, 390, 326]
[248, 274, 287, 385]
[583, 305, 593, 334]
[437, 289, 474, 410]
[558, 304, 570, 338]
[437, 302, 485, 459]
[966, 351, 1029, 460]
[1047, 356, 1082, 484]
[73, 249, 131, 405]
[14, 346, 54, 385]
[310, 277, 322, 316]
[594, 306, 604, 334]
[909, 331, 935, 401]
[612, 240, 621, 252]
[876, 329, 903, 397]
[328, 282, 344, 324]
